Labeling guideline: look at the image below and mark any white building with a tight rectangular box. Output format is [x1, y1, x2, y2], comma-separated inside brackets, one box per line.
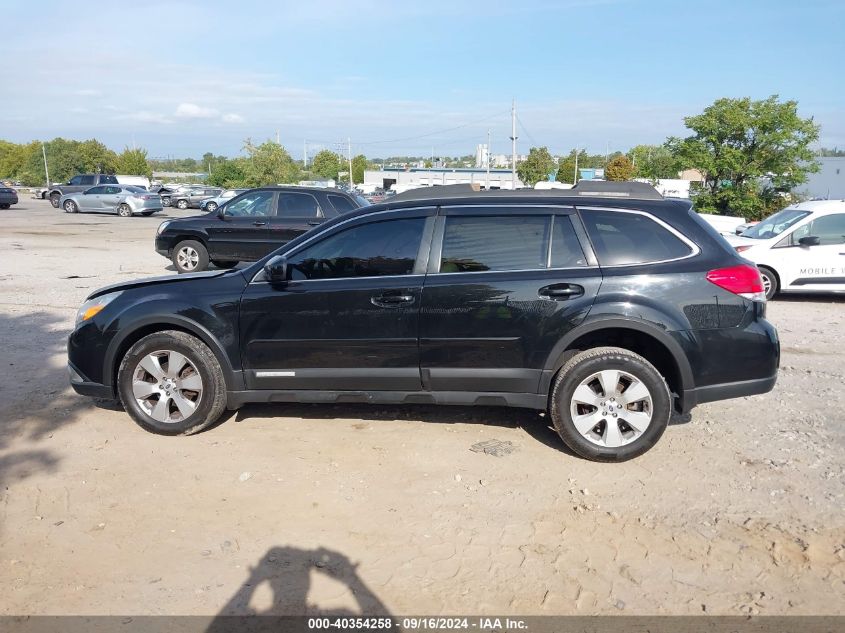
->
[475, 144, 489, 168]
[364, 167, 524, 191]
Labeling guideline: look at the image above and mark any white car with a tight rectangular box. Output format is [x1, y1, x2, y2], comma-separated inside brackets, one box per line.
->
[725, 200, 845, 299]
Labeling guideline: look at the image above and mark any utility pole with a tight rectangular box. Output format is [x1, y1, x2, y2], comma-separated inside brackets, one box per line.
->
[347, 137, 353, 187]
[303, 139, 307, 168]
[485, 129, 491, 189]
[574, 147, 579, 185]
[510, 98, 518, 189]
[276, 130, 280, 145]
[41, 143, 50, 187]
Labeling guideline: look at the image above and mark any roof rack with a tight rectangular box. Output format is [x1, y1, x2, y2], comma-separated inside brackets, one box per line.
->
[569, 180, 664, 199]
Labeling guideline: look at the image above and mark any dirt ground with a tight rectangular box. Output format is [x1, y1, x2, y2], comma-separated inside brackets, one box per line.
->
[0, 198, 843, 617]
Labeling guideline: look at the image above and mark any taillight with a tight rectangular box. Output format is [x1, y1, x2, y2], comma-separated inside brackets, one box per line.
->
[734, 245, 752, 253]
[706, 264, 766, 302]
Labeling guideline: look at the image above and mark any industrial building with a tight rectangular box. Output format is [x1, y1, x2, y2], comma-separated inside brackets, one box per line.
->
[363, 167, 525, 191]
[799, 157, 845, 199]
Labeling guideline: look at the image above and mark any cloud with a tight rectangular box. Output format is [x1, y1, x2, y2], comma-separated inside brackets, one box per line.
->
[221, 113, 245, 124]
[117, 111, 174, 125]
[174, 103, 219, 119]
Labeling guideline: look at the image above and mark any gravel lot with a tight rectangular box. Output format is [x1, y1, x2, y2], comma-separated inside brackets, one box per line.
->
[0, 198, 843, 616]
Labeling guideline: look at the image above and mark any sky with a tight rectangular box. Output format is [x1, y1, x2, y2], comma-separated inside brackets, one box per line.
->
[2, 0, 844, 159]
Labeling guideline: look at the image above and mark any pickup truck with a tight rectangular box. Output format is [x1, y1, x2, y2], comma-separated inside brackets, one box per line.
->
[48, 174, 120, 208]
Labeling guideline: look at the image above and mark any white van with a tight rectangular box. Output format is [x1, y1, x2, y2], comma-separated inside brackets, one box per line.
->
[115, 175, 151, 190]
[725, 199, 845, 299]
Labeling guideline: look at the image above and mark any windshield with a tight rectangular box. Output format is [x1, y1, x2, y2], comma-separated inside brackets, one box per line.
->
[741, 208, 811, 240]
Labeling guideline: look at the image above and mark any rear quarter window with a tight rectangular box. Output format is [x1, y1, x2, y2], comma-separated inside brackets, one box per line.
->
[580, 209, 693, 266]
[100, 175, 119, 184]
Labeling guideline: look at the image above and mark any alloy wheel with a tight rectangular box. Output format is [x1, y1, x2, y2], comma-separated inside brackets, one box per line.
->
[131, 350, 203, 423]
[569, 369, 653, 448]
[176, 245, 199, 271]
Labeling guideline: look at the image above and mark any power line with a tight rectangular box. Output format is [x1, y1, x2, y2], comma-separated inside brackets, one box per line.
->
[515, 113, 538, 147]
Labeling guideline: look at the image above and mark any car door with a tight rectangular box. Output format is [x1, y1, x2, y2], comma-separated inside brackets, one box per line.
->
[774, 212, 845, 292]
[267, 191, 325, 252]
[100, 186, 123, 213]
[239, 207, 435, 391]
[418, 205, 602, 394]
[205, 190, 277, 261]
[79, 185, 106, 211]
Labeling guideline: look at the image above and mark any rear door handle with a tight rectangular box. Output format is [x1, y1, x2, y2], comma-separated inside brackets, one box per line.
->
[307, 220, 321, 226]
[371, 293, 415, 307]
[253, 221, 267, 226]
[539, 283, 584, 300]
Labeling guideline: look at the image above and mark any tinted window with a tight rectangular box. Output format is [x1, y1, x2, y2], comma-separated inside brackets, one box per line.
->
[79, 175, 96, 185]
[440, 215, 550, 273]
[550, 215, 587, 267]
[277, 192, 319, 217]
[288, 218, 425, 281]
[86, 186, 107, 194]
[581, 209, 692, 266]
[125, 186, 146, 193]
[105, 186, 122, 194]
[328, 194, 356, 214]
[100, 175, 118, 184]
[69, 176, 83, 186]
[224, 191, 274, 217]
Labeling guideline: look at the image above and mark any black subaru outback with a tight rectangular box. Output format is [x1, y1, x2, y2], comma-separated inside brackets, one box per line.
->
[69, 183, 778, 461]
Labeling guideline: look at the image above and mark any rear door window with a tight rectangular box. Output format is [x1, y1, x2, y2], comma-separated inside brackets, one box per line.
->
[277, 192, 320, 218]
[439, 215, 551, 272]
[100, 175, 119, 184]
[79, 175, 96, 185]
[328, 194, 356, 215]
[580, 209, 693, 266]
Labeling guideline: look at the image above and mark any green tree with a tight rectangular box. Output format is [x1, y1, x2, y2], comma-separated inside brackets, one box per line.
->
[311, 150, 342, 180]
[115, 147, 152, 178]
[556, 149, 604, 184]
[628, 144, 680, 180]
[351, 154, 368, 184]
[668, 95, 819, 219]
[241, 138, 300, 186]
[207, 158, 247, 188]
[517, 146, 556, 186]
[605, 155, 634, 181]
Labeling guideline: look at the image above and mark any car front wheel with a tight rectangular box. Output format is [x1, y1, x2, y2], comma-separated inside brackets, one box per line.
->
[549, 346, 671, 462]
[50, 193, 61, 208]
[176, 199, 189, 210]
[172, 239, 209, 273]
[117, 330, 227, 435]
[64, 200, 78, 213]
[118, 203, 133, 217]
[759, 266, 778, 300]
[206, 202, 218, 213]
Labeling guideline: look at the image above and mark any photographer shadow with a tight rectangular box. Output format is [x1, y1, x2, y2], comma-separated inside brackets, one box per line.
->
[207, 545, 390, 632]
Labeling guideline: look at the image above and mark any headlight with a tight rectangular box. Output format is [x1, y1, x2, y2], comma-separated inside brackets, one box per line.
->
[76, 291, 121, 324]
[157, 220, 171, 235]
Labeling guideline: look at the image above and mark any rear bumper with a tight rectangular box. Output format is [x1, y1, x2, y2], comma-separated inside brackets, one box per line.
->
[680, 373, 777, 413]
[68, 362, 113, 399]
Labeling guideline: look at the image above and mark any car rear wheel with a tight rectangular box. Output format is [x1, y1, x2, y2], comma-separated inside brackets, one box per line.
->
[759, 266, 778, 300]
[549, 346, 671, 462]
[172, 239, 209, 273]
[0, 204, 10, 210]
[50, 193, 61, 208]
[117, 330, 227, 435]
[118, 203, 132, 217]
[161, 196, 171, 206]
[211, 260, 238, 269]
[206, 201, 218, 213]
[176, 199, 189, 210]
[63, 200, 78, 213]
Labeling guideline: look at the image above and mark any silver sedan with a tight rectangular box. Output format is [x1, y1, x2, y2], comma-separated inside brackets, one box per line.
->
[59, 185, 163, 217]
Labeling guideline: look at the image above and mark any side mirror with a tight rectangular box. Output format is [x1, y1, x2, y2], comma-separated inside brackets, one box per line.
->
[217, 206, 225, 219]
[264, 255, 288, 285]
[798, 235, 820, 247]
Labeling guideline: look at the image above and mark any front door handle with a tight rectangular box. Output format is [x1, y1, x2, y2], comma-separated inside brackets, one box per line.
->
[539, 283, 584, 300]
[371, 293, 415, 308]
[253, 221, 267, 226]
[307, 220, 321, 226]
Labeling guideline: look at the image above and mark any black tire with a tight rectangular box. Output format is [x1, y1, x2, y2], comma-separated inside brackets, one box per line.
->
[211, 260, 238, 269]
[206, 201, 218, 213]
[50, 192, 61, 208]
[118, 203, 133, 217]
[162, 196, 171, 206]
[759, 266, 778, 300]
[176, 199, 189, 210]
[117, 330, 227, 436]
[0, 204, 9, 210]
[63, 200, 78, 213]
[171, 239, 209, 273]
[549, 346, 671, 462]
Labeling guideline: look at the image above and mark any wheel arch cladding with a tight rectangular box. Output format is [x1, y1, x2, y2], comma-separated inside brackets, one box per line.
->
[544, 319, 692, 402]
[105, 316, 241, 396]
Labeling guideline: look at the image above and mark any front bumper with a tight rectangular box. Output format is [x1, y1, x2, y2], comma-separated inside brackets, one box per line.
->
[68, 362, 113, 399]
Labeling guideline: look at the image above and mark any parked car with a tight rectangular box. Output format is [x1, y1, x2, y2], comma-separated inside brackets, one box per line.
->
[155, 186, 364, 273]
[59, 185, 163, 217]
[69, 187, 779, 462]
[199, 188, 249, 213]
[726, 199, 845, 299]
[169, 187, 223, 210]
[0, 186, 19, 208]
[47, 174, 120, 208]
